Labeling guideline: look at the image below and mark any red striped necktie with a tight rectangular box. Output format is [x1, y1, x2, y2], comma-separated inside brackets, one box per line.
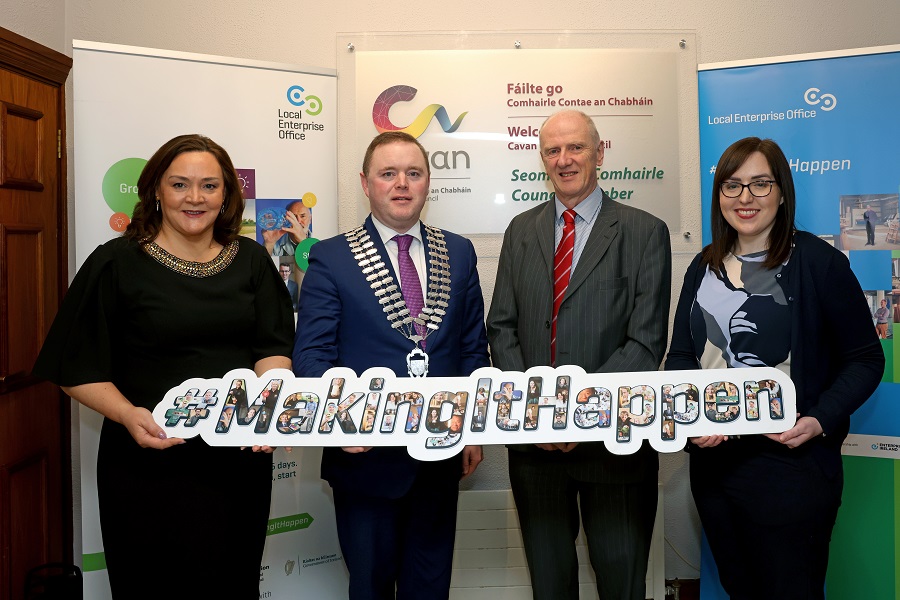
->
[551, 209, 576, 365]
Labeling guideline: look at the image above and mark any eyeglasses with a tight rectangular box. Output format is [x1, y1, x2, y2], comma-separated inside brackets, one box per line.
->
[541, 144, 589, 160]
[720, 180, 776, 198]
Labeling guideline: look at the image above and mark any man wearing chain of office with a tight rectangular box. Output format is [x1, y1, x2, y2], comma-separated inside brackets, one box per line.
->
[293, 131, 490, 600]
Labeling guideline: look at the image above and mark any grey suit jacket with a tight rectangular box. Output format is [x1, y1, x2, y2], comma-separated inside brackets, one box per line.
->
[487, 193, 671, 479]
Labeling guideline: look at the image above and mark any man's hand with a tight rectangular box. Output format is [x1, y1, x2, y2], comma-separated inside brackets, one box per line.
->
[249, 445, 276, 453]
[690, 435, 728, 449]
[535, 442, 579, 452]
[261, 228, 282, 254]
[282, 210, 306, 244]
[461, 445, 483, 478]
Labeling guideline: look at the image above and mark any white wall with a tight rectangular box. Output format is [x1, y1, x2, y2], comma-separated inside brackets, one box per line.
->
[1, 0, 67, 53]
[8, 0, 900, 581]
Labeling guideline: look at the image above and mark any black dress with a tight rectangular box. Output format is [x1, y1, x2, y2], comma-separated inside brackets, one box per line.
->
[33, 236, 294, 598]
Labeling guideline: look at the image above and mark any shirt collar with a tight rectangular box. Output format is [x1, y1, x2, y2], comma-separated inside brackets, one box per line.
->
[554, 186, 604, 225]
[371, 214, 423, 246]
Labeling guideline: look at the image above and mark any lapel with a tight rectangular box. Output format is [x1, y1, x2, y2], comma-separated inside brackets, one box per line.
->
[535, 201, 557, 283]
[418, 221, 444, 350]
[418, 220, 433, 273]
[564, 194, 619, 301]
[362, 215, 396, 280]
[360, 217, 395, 323]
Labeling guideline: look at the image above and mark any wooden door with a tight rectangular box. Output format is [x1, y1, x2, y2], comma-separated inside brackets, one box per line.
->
[0, 27, 72, 600]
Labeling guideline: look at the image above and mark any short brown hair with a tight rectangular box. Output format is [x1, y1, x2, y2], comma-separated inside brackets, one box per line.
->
[361, 131, 430, 177]
[125, 134, 244, 246]
[703, 137, 795, 272]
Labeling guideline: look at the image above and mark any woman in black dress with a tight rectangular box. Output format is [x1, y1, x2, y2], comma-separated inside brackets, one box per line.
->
[33, 134, 294, 598]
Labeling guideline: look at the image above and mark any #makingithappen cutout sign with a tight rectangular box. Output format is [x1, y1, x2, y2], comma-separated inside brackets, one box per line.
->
[152, 366, 795, 460]
[153, 366, 796, 460]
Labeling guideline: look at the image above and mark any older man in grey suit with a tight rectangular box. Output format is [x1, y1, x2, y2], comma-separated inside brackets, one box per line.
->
[487, 110, 671, 600]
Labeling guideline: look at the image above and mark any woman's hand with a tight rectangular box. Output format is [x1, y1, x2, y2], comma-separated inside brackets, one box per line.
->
[690, 435, 728, 448]
[63, 382, 184, 450]
[765, 416, 823, 448]
[342, 447, 373, 453]
[121, 405, 184, 449]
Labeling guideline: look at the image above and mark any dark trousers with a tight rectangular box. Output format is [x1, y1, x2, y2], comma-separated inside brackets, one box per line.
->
[331, 464, 460, 600]
[690, 440, 842, 600]
[508, 450, 657, 600]
[866, 220, 875, 244]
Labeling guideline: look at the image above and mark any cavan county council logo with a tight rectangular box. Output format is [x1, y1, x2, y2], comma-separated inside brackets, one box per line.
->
[872, 443, 879, 450]
[804, 87, 837, 111]
[372, 84, 467, 138]
[286, 85, 323, 116]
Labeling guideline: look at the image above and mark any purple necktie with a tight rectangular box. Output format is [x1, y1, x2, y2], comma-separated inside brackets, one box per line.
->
[393, 234, 426, 348]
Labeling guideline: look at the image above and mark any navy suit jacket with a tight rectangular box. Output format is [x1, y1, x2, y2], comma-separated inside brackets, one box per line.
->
[293, 216, 489, 497]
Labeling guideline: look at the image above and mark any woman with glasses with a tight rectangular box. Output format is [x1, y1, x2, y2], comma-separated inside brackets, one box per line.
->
[665, 137, 883, 599]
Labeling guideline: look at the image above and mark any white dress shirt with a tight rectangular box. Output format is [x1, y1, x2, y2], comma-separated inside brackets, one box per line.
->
[371, 215, 428, 298]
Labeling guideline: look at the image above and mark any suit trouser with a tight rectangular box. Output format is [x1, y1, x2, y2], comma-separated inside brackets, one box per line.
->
[331, 463, 460, 600]
[690, 439, 842, 600]
[508, 449, 657, 600]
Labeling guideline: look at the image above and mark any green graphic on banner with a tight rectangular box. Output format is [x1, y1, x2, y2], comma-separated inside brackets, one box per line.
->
[102, 158, 147, 216]
[295, 238, 318, 271]
[894, 339, 900, 385]
[882, 339, 894, 383]
[266, 512, 314, 536]
[82, 552, 107, 572]
[827, 456, 897, 599]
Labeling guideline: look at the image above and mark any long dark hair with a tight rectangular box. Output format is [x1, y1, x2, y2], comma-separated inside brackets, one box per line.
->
[125, 134, 244, 245]
[702, 137, 795, 271]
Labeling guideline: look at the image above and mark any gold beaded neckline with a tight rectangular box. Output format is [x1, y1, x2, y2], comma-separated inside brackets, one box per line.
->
[143, 239, 239, 278]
